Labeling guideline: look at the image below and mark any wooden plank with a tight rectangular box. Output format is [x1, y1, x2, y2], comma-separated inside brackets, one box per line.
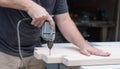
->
[34, 42, 120, 66]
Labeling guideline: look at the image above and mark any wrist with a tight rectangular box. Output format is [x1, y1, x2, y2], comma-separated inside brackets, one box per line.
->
[22, 0, 35, 12]
[75, 39, 88, 49]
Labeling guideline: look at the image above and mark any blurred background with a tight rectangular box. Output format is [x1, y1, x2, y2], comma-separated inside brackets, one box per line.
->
[55, 0, 120, 43]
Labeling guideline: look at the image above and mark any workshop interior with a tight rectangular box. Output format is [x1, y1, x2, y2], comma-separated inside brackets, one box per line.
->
[45, 0, 120, 69]
[55, 0, 119, 43]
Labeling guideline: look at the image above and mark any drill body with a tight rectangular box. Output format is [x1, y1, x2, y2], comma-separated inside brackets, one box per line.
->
[40, 21, 55, 55]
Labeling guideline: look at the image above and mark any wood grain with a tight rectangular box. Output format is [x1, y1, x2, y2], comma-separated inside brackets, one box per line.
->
[34, 42, 120, 66]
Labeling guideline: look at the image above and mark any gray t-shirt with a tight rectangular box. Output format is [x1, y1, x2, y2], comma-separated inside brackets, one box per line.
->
[0, 0, 68, 57]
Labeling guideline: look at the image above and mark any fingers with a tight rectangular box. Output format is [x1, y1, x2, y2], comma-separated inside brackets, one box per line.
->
[79, 46, 110, 57]
[80, 49, 91, 56]
[31, 14, 54, 28]
[31, 14, 46, 27]
[27, 4, 54, 28]
[46, 15, 54, 29]
[89, 48, 110, 57]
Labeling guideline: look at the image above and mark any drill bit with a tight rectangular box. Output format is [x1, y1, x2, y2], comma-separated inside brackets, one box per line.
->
[47, 41, 53, 55]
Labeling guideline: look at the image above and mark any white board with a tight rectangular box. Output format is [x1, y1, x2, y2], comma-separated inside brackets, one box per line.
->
[34, 42, 120, 66]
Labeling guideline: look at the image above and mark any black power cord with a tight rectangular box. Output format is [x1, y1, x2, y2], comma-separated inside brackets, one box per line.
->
[17, 18, 32, 69]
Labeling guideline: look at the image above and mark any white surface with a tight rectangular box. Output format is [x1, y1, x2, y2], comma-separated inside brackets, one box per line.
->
[81, 65, 120, 69]
[34, 42, 120, 66]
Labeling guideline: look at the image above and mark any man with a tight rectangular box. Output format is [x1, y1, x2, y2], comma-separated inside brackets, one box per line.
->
[0, 0, 110, 69]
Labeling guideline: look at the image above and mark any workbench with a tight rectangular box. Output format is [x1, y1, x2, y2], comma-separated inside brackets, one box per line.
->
[34, 42, 120, 69]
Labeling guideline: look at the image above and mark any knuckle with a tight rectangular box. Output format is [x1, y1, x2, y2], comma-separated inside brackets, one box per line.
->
[49, 17, 52, 20]
[32, 24, 37, 27]
[34, 16, 40, 20]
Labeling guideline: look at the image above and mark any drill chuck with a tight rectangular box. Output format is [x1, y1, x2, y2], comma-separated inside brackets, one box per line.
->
[47, 41, 53, 50]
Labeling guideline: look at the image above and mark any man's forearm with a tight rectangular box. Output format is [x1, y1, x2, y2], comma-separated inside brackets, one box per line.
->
[62, 21, 87, 48]
[0, 0, 36, 12]
[55, 13, 87, 48]
[55, 13, 110, 56]
[0, 0, 54, 28]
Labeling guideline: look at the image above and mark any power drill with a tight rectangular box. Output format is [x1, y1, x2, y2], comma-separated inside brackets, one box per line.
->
[19, 18, 55, 56]
[40, 20, 55, 55]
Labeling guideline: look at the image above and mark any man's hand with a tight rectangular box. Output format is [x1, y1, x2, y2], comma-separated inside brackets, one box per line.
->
[79, 43, 110, 56]
[26, 1, 54, 28]
[55, 13, 110, 57]
[0, 0, 54, 28]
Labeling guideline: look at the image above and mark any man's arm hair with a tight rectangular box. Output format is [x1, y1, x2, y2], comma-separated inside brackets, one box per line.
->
[0, 0, 36, 12]
[0, 0, 54, 28]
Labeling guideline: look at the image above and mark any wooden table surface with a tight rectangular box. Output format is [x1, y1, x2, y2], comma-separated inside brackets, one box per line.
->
[34, 42, 120, 66]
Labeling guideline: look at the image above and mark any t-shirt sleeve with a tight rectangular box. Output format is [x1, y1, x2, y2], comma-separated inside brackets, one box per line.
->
[54, 0, 68, 15]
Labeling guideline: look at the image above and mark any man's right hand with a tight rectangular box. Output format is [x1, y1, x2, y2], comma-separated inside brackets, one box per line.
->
[0, 0, 54, 28]
[26, 1, 54, 28]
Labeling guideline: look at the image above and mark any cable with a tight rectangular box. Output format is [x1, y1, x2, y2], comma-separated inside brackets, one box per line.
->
[17, 18, 30, 69]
